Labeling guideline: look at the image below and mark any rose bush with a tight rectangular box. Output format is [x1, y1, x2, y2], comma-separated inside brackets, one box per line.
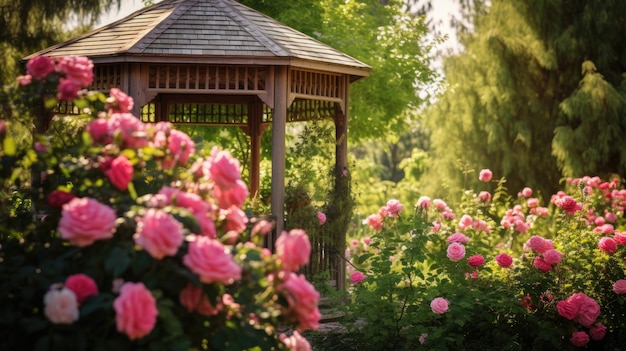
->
[0, 55, 318, 350]
[342, 172, 626, 350]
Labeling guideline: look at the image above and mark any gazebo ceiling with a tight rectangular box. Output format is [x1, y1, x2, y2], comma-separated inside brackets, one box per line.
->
[26, 0, 370, 80]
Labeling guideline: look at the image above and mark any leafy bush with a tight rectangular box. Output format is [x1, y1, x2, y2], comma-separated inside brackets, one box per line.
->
[345, 172, 626, 350]
[0, 56, 319, 350]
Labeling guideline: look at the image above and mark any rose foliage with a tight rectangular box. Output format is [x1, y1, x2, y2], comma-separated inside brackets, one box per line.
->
[344, 174, 626, 350]
[0, 56, 318, 351]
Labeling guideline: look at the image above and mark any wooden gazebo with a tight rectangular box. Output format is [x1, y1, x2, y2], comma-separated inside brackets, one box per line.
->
[26, 0, 370, 289]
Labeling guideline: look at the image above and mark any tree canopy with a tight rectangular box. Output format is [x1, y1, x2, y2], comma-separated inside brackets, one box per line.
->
[422, 0, 626, 200]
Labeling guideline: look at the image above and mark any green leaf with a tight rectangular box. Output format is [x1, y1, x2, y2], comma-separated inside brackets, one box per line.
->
[2, 136, 16, 156]
[105, 247, 132, 276]
[357, 253, 374, 264]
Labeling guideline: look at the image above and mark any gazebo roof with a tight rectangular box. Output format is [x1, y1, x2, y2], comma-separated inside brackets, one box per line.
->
[26, 0, 370, 79]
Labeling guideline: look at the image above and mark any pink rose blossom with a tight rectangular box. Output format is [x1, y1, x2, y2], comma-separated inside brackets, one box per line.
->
[280, 272, 321, 332]
[612, 279, 626, 294]
[26, 56, 56, 79]
[557, 299, 579, 320]
[446, 243, 466, 262]
[363, 214, 383, 231]
[385, 199, 403, 217]
[317, 212, 326, 225]
[598, 237, 617, 254]
[433, 199, 448, 211]
[212, 179, 248, 209]
[57, 55, 94, 87]
[571, 293, 601, 327]
[179, 283, 220, 317]
[542, 249, 563, 265]
[555, 195, 582, 214]
[109, 112, 147, 149]
[134, 208, 184, 259]
[16, 75, 32, 85]
[280, 331, 312, 351]
[479, 169, 492, 182]
[533, 257, 552, 272]
[527, 198, 539, 208]
[495, 253, 513, 268]
[614, 232, 626, 245]
[86, 117, 112, 145]
[164, 129, 195, 168]
[589, 322, 606, 341]
[221, 206, 248, 234]
[113, 282, 158, 340]
[107, 88, 134, 113]
[46, 190, 76, 209]
[447, 232, 470, 244]
[44, 287, 79, 324]
[430, 297, 449, 314]
[416, 196, 431, 209]
[478, 191, 491, 202]
[467, 255, 485, 268]
[458, 214, 473, 230]
[570, 331, 590, 347]
[207, 147, 241, 189]
[605, 212, 617, 222]
[275, 229, 311, 271]
[57, 78, 81, 101]
[349, 271, 366, 284]
[525, 235, 553, 254]
[105, 155, 133, 191]
[251, 219, 274, 237]
[58, 197, 117, 247]
[65, 274, 99, 304]
[184, 236, 242, 285]
[520, 187, 533, 198]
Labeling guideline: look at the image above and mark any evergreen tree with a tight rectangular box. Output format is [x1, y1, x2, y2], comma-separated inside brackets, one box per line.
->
[423, 0, 626, 201]
[0, 0, 123, 84]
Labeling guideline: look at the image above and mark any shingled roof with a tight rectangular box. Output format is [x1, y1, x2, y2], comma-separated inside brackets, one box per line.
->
[26, 0, 370, 78]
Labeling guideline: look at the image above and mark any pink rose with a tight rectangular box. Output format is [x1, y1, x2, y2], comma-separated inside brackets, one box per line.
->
[612, 279, 626, 294]
[495, 253, 513, 268]
[589, 322, 606, 341]
[525, 235, 553, 254]
[113, 282, 158, 340]
[17, 75, 32, 86]
[109, 112, 147, 149]
[26, 56, 56, 79]
[446, 243, 466, 262]
[212, 179, 248, 209]
[58, 197, 117, 247]
[275, 229, 311, 271]
[349, 271, 366, 284]
[478, 191, 491, 202]
[280, 331, 312, 351]
[557, 300, 579, 320]
[179, 283, 219, 317]
[556, 195, 582, 214]
[221, 206, 248, 234]
[183, 236, 242, 284]
[280, 272, 321, 331]
[598, 237, 617, 254]
[207, 147, 241, 189]
[570, 331, 590, 347]
[520, 187, 533, 197]
[164, 129, 195, 168]
[134, 209, 184, 259]
[385, 199, 403, 218]
[86, 117, 112, 145]
[467, 255, 485, 268]
[105, 155, 133, 191]
[447, 232, 470, 244]
[65, 274, 98, 304]
[44, 287, 79, 324]
[527, 198, 539, 208]
[416, 196, 431, 209]
[430, 297, 449, 314]
[57, 78, 81, 101]
[107, 88, 134, 113]
[251, 219, 274, 237]
[57, 55, 94, 87]
[458, 214, 473, 230]
[532, 257, 552, 272]
[363, 214, 383, 231]
[317, 212, 326, 225]
[542, 249, 563, 265]
[419, 333, 428, 345]
[479, 169, 492, 182]
[614, 232, 626, 245]
[575, 295, 601, 327]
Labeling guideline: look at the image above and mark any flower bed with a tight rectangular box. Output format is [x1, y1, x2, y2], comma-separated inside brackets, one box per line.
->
[344, 172, 626, 350]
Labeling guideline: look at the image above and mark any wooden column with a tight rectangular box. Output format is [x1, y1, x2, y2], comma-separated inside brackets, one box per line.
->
[270, 66, 288, 247]
[334, 76, 350, 291]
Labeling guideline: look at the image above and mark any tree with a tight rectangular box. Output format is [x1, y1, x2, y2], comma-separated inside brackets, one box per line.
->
[422, 0, 626, 201]
[0, 0, 124, 85]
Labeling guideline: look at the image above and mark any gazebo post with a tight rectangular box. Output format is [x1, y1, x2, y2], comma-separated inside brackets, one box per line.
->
[270, 66, 288, 246]
[334, 79, 349, 291]
[248, 99, 263, 199]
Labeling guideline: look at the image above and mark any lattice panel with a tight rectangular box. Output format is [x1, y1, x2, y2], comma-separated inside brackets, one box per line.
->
[54, 101, 80, 115]
[92, 64, 122, 91]
[290, 69, 341, 99]
[287, 99, 337, 122]
[148, 65, 267, 92]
